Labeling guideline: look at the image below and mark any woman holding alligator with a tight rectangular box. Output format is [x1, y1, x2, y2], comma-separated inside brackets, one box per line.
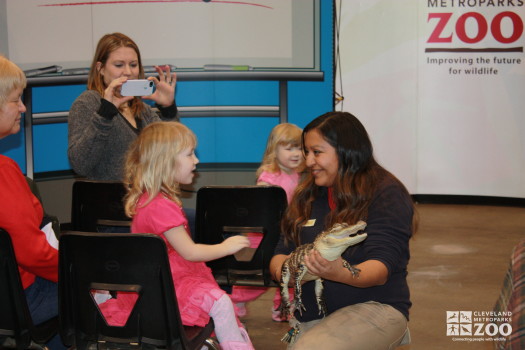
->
[270, 111, 415, 349]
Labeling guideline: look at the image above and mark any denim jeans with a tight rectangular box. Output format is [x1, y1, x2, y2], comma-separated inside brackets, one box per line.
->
[25, 276, 58, 325]
[24, 277, 66, 350]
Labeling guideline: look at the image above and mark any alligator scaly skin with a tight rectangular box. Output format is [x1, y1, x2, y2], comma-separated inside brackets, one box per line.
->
[279, 221, 367, 318]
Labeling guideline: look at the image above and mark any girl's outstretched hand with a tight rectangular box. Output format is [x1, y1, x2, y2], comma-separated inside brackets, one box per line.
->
[221, 235, 250, 255]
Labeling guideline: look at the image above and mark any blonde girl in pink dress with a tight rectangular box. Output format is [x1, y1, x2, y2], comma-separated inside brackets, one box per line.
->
[98, 121, 254, 350]
[231, 123, 304, 322]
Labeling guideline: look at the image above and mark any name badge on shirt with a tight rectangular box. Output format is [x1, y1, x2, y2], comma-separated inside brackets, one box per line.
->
[303, 219, 316, 227]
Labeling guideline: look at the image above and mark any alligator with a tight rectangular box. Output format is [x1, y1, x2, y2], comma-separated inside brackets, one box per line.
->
[279, 221, 367, 318]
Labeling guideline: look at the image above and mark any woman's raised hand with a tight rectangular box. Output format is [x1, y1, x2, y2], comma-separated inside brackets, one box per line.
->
[103, 76, 134, 108]
[143, 65, 176, 107]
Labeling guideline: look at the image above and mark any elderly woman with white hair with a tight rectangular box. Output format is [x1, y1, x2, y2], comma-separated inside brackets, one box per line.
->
[0, 55, 64, 350]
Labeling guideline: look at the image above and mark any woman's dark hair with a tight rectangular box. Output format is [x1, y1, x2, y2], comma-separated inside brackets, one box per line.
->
[281, 111, 412, 245]
[302, 111, 375, 175]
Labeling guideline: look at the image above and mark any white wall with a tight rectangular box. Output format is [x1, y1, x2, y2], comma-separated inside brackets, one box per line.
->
[337, 0, 525, 198]
[2, 0, 316, 70]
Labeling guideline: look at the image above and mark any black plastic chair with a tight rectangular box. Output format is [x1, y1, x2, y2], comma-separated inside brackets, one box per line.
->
[59, 231, 219, 350]
[25, 177, 61, 237]
[194, 186, 287, 287]
[70, 180, 130, 232]
[0, 229, 58, 350]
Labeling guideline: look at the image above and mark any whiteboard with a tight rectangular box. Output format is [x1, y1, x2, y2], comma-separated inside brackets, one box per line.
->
[0, 0, 319, 71]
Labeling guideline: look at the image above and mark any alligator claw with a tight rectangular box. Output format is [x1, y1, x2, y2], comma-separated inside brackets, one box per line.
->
[343, 260, 361, 278]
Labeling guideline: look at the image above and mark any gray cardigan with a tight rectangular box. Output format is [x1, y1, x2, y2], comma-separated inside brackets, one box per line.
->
[68, 90, 178, 180]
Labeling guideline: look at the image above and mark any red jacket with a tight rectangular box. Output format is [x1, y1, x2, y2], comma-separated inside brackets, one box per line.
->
[0, 155, 58, 288]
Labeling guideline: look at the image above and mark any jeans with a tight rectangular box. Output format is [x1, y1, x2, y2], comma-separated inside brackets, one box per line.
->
[24, 277, 66, 350]
[25, 277, 58, 325]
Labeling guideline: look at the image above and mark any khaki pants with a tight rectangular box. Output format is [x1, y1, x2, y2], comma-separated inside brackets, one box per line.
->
[289, 302, 409, 350]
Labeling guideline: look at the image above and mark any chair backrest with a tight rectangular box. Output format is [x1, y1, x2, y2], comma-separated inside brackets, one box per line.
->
[194, 186, 287, 287]
[70, 180, 130, 232]
[26, 177, 61, 236]
[0, 229, 38, 349]
[59, 231, 191, 350]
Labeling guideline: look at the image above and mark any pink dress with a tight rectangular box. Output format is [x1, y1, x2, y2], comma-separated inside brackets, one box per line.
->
[257, 170, 299, 203]
[98, 193, 225, 327]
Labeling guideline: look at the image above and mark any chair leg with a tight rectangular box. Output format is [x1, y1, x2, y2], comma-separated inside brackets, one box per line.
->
[204, 337, 221, 350]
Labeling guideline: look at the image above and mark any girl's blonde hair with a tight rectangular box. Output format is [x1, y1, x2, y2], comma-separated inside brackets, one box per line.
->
[256, 123, 303, 178]
[123, 121, 197, 217]
[0, 55, 26, 107]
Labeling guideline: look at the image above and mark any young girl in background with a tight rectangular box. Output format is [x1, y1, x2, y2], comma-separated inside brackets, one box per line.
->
[231, 123, 303, 322]
[256, 123, 304, 199]
[99, 121, 254, 350]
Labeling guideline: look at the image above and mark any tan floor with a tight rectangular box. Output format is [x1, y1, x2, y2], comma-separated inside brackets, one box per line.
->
[238, 203, 525, 350]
